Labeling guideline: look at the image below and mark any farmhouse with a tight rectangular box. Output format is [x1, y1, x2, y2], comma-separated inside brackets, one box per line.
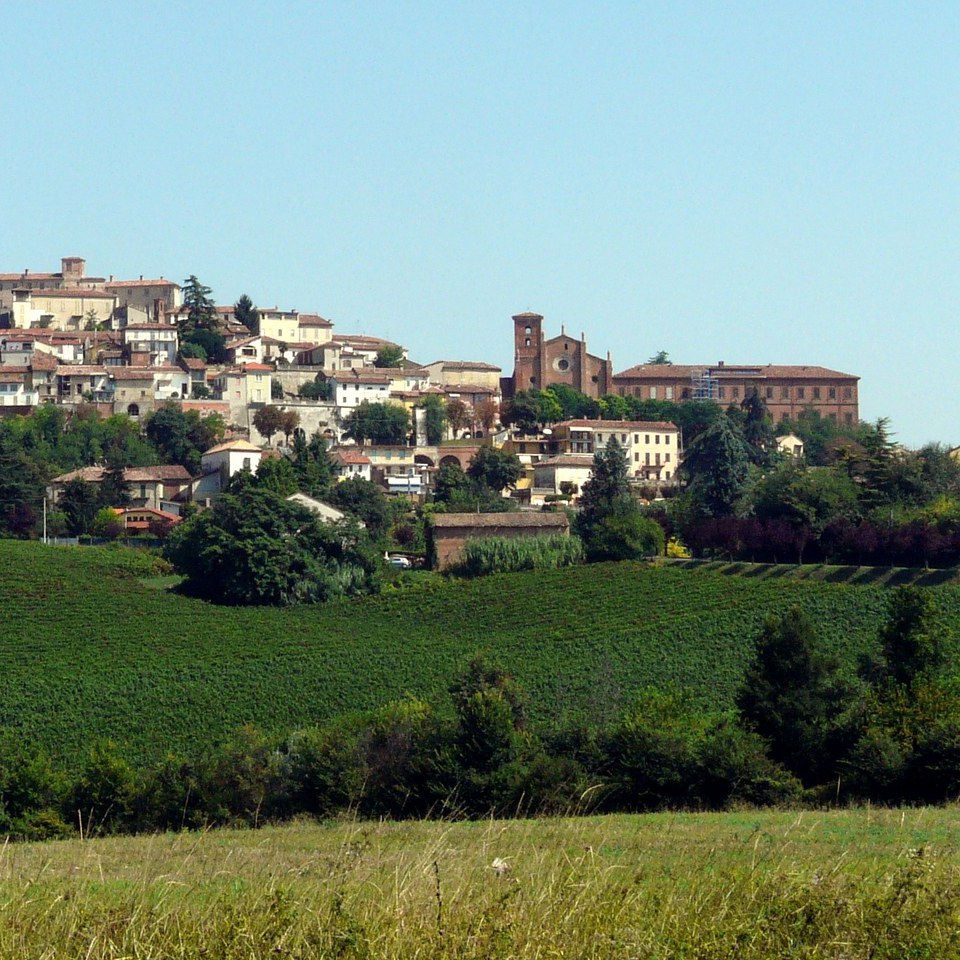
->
[47, 465, 193, 511]
[428, 512, 570, 570]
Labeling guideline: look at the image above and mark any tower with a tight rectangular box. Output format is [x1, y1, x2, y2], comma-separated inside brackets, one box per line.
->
[511, 312, 544, 394]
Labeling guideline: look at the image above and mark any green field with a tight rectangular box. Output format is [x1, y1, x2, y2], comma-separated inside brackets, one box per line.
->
[3, 540, 960, 766]
[0, 808, 958, 958]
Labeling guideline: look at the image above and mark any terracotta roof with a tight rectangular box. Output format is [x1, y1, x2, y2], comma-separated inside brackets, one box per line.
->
[0, 273, 62, 281]
[613, 363, 859, 381]
[332, 334, 398, 348]
[52, 464, 192, 484]
[125, 465, 193, 482]
[109, 368, 156, 380]
[534, 455, 595, 468]
[336, 368, 394, 383]
[428, 360, 502, 371]
[0, 373, 27, 383]
[56, 365, 107, 377]
[123, 323, 177, 331]
[431, 512, 569, 529]
[442, 383, 496, 395]
[554, 419, 678, 431]
[203, 440, 263, 455]
[512, 312, 544, 320]
[179, 357, 207, 370]
[119, 507, 181, 522]
[262, 337, 315, 349]
[26, 288, 116, 299]
[331, 449, 372, 465]
[29, 353, 58, 371]
[377, 365, 427, 377]
[232, 362, 272, 372]
[297, 314, 333, 327]
[105, 279, 179, 288]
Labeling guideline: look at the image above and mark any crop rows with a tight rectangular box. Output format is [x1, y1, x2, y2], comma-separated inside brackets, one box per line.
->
[2, 541, 959, 768]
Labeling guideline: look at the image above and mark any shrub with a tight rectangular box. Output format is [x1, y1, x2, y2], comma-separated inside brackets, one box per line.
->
[453, 534, 583, 577]
[582, 511, 665, 562]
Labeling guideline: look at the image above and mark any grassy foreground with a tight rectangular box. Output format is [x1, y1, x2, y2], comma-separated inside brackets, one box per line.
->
[1, 809, 959, 958]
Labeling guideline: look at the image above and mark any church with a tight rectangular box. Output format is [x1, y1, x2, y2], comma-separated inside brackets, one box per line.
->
[504, 312, 613, 399]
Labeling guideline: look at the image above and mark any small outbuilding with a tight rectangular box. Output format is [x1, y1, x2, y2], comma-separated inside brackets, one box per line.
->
[428, 511, 570, 571]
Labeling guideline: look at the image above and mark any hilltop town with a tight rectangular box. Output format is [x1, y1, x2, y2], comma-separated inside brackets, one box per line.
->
[0, 256, 864, 533]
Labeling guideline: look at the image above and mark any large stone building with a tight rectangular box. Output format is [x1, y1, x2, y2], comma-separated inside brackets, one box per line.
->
[0, 257, 181, 329]
[612, 362, 860, 425]
[505, 312, 613, 399]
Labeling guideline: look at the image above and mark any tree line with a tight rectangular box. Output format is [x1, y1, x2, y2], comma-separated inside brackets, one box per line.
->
[0, 586, 953, 841]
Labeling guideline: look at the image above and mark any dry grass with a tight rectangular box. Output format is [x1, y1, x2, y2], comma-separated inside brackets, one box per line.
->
[0, 808, 958, 958]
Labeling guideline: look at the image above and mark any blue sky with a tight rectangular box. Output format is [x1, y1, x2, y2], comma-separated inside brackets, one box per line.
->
[4, 2, 959, 446]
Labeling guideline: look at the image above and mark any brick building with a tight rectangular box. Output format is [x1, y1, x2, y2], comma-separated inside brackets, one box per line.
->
[612, 362, 859, 425]
[505, 312, 612, 399]
[428, 512, 570, 570]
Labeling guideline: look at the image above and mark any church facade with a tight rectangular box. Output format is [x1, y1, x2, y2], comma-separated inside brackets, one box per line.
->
[504, 312, 613, 399]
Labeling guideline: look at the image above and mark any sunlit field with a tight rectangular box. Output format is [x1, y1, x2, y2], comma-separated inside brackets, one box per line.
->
[1, 808, 958, 959]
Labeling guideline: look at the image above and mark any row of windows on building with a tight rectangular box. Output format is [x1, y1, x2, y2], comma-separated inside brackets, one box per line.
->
[634, 451, 671, 465]
[616, 384, 855, 402]
[594, 432, 672, 445]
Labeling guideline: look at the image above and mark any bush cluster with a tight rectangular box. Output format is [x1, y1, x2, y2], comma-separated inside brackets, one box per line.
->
[4, 587, 959, 842]
[673, 514, 960, 568]
[452, 534, 583, 577]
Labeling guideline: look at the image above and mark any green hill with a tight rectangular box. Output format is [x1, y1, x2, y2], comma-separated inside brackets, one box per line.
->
[2, 541, 959, 766]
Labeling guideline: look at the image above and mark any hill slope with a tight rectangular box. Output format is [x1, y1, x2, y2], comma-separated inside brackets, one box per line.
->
[2, 541, 959, 765]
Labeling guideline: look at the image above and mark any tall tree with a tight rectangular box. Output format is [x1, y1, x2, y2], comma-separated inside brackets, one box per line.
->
[466, 446, 522, 493]
[342, 402, 410, 446]
[500, 392, 541, 434]
[736, 607, 841, 785]
[59, 480, 102, 535]
[574, 437, 663, 561]
[445, 398, 471, 438]
[99, 447, 131, 509]
[877, 587, 944, 688]
[164, 487, 381, 606]
[326, 477, 392, 540]
[279, 410, 301, 444]
[144, 405, 225, 473]
[291, 431, 335, 497]
[646, 350, 671, 365]
[252, 405, 285, 445]
[373, 344, 405, 368]
[544, 384, 599, 420]
[740, 389, 776, 466]
[680, 414, 751, 516]
[418, 394, 447, 444]
[475, 398, 499, 433]
[180, 276, 217, 334]
[233, 294, 260, 335]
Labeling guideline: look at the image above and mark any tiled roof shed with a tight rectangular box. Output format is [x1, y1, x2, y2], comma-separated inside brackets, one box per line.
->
[428, 511, 570, 570]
